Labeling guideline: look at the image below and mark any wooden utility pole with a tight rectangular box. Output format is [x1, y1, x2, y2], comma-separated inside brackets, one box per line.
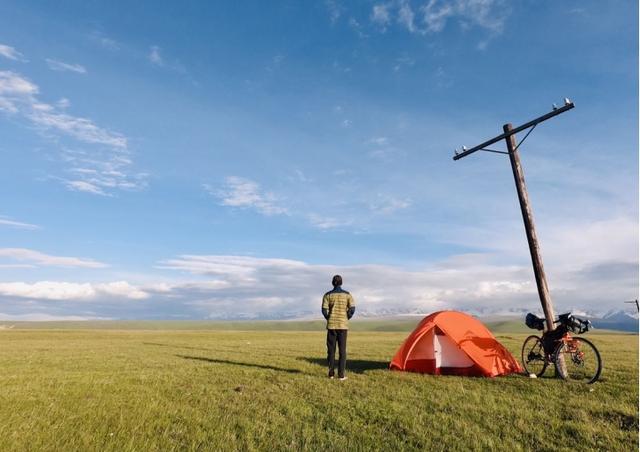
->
[452, 100, 574, 330]
[504, 123, 556, 330]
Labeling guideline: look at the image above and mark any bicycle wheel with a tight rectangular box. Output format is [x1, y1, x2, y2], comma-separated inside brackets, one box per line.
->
[521, 335, 548, 377]
[553, 337, 602, 384]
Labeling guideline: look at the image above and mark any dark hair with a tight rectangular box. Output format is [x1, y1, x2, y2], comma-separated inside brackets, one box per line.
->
[332, 275, 342, 287]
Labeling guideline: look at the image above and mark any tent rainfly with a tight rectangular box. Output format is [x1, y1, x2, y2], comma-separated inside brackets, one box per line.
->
[390, 311, 522, 377]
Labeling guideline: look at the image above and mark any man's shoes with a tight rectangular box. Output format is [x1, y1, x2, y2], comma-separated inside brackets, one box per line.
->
[338, 376, 347, 381]
[328, 371, 335, 379]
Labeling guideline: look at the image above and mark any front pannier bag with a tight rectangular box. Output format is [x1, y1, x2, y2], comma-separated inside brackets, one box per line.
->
[525, 313, 545, 331]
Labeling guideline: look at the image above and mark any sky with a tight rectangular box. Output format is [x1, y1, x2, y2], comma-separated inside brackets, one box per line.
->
[0, 0, 637, 320]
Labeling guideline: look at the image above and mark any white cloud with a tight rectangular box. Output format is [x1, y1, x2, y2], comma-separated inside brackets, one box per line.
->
[56, 98, 71, 109]
[61, 151, 148, 194]
[148, 46, 163, 66]
[0, 216, 40, 230]
[368, 136, 389, 146]
[398, 0, 417, 33]
[45, 59, 87, 74]
[95, 281, 149, 299]
[90, 32, 119, 51]
[372, 4, 392, 28]
[369, 0, 508, 36]
[0, 281, 148, 301]
[208, 177, 289, 216]
[0, 248, 108, 268]
[153, 252, 634, 319]
[0, 70, 146, 194]
[65, 180, 108, 196]
[325, 0, 344, 23]
[393, 55, 416, 72]
[1, 248, 634, 318]
[422, 0, 454, 32]
[424, 0, 508, 33]
[29, 110, 126, 149]
[0, 313, 108, 321]
[0, 71, 126, 148]
[369, 195, 412, 215]
[307, 214, 354, 230]
[0, 44, 26, 61]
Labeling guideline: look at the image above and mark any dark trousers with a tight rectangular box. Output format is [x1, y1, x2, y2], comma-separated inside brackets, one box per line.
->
[326, 329, 348, 377]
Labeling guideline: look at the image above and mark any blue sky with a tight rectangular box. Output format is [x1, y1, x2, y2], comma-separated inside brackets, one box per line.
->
[0, 0, 637, 320]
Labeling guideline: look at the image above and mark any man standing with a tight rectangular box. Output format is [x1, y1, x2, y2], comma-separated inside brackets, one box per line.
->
[322, 275, 355, 380]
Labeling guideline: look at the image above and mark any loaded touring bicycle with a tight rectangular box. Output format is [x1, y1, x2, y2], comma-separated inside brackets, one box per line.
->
[521, 312, 602, 384]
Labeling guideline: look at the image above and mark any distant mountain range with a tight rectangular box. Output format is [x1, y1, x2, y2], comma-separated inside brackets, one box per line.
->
[353, 307, 639, 333]
[591, 309, 639, 332]
[99, 305, 637, 333]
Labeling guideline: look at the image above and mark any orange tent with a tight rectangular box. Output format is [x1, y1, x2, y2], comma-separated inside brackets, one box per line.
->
[390, 311, 522, 377]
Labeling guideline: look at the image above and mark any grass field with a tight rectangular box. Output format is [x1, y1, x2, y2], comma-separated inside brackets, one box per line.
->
[0, 325, 637, 451]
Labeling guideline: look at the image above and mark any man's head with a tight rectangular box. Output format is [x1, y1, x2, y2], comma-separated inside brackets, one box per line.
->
[332, 274, 342, 287]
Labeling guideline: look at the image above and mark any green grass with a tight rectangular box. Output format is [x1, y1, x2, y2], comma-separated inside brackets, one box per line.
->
[0, 327, 637, 451]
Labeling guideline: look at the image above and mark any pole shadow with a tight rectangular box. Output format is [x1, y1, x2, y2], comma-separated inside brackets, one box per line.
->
[177, 354, 303, 374]
[299, 357, 389, 374]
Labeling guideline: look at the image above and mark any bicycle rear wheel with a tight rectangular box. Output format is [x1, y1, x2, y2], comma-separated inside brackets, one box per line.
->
[521, 335, 548, 377]
[554, 337, 602, 384]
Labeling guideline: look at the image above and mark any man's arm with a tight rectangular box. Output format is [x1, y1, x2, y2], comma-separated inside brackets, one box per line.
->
[321, 294, 330, 320]
[347, 294, 355, 319]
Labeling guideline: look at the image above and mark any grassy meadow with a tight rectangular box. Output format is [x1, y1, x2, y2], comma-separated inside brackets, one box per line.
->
[0, 322, 637, 451]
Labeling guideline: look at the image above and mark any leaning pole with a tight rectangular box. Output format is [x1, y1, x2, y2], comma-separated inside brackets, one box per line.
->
[452, 100, 574, 331]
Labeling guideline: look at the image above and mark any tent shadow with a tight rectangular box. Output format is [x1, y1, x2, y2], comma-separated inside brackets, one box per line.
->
[299, 357, 389, 374]
[178, 354, 302, 374]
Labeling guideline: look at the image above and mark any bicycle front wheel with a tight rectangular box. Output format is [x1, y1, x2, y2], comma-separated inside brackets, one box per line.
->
[554, 337, 602, 384]
[521, 335, 548, 377]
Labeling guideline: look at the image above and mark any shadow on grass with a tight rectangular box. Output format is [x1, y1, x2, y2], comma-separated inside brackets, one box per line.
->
[143, 342, 212, 352]
[177, 354, 303, 374]
[299, 357, 389, 374]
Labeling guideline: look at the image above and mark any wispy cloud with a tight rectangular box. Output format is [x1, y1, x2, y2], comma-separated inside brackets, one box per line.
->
[368, 136, 389, 146]
[0, 216, 40, 230]
[307, 214, 354, 230]
[325, 0, 344, 23]
[0, 248, 108, 268]
[0, 44, 26, 62]
[64, 179, 108, 196]
[206, 177, 289, 216]
[45, 58, 87, 74]
[369, 194, 412, 215]
[398, 0, 417, 33]
[148, 46, 163, 66]
[371, 4, 392, 29]
[393, 55, 415, 72]
[0, 71, 125, 147]
[89, 32, 120, 51]
[56, 97, 71, 109]
[369, 0, 509, 36]
[61, 150, 148, 195]
[0, 70, 146, 194]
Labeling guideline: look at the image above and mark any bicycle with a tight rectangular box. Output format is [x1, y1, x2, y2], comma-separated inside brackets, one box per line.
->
[521, 312, 602, 384]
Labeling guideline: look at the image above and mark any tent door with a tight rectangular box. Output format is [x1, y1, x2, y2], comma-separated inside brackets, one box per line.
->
[434, 329, 474, 368]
